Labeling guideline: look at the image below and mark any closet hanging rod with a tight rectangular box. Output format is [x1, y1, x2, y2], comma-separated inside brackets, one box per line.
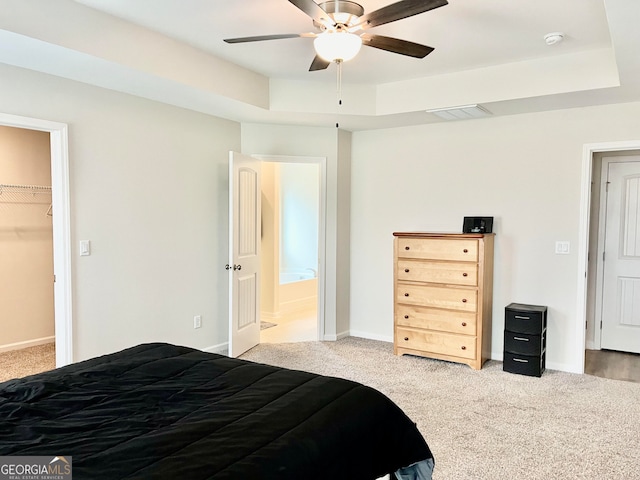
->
[0, 183, 52, 194]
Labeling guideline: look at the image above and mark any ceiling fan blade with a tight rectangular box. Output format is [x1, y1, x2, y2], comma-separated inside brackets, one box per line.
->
[224, 33, 310, 44]
[289, 0, 335, 27]
[309, 55, 331, 71]
[357, 0, 448, 30]
[362, 34, 434, 58]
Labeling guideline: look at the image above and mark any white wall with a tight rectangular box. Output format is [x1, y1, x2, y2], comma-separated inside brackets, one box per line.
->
[279, 162, 319, 274]
[350, 101, 640, 373]
[0, 63, 240, 361]
[260, 162, 279, 317]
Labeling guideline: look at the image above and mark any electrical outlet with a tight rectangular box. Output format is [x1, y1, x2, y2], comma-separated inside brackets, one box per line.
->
[193, 315, 202, 329]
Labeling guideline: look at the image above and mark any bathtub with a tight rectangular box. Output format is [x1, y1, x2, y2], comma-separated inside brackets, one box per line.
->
[278, 269, 317, 315]
[280, 270, 316, 284]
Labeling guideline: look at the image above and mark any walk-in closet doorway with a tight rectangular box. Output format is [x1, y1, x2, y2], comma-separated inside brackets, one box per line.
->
[0, 113, 72, 368]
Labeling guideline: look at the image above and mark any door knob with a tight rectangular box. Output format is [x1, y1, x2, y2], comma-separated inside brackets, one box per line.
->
[233, 264, 242, 271]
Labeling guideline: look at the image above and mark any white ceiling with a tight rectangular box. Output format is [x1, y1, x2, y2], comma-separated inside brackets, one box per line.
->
[73, 0, 612, 84]
[1, 0, 639, 130]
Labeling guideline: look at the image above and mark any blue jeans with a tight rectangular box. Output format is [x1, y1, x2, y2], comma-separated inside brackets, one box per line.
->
[394, 458, 435, 480]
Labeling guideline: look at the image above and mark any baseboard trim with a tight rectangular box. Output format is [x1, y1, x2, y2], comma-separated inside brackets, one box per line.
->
[349, 330, 393, 343]
[201, 342, 228, 356]
[336, 330, 350, 340]
[0, 336, 55, 354]
[323, 330, 350, 341]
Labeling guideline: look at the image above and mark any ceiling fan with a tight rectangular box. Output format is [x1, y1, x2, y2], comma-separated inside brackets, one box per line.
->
[224, 0, 448, 71]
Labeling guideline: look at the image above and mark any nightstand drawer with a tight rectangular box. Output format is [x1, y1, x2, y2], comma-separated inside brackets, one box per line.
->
[396, 305, 477, 335]
[397, 238, 479, 262]
[397, 327, 476, 360]
[397, 260, 478, 286]
[505, 304, 547, 334]
[397, 283, 477, 312]
[504, 330, 545, 356]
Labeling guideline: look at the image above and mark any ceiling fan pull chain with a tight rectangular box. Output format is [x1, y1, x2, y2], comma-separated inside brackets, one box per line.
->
[337, 59, 343, 106]
[336, 59, 343, 128]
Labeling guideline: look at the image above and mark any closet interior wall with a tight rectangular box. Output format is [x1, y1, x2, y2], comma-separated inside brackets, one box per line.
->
[0, 126, 54, 352]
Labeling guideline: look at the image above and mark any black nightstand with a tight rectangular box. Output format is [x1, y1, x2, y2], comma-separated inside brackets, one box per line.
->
[503, 303, 547, 377]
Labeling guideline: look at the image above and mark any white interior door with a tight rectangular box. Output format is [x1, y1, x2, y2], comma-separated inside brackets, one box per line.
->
[228, 151, 261, 357]
[601, 159, 640, 353]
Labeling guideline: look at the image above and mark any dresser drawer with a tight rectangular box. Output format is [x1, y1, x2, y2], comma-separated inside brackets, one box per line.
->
[397, 238, 479, 262]
[397, 283, 477, 312]
[505, 304, 547, 334]
[396, 327, 476, 360]
[397, 260, 478, 286]
[504, 330, 544, 356]
[396, 305, 477, 335]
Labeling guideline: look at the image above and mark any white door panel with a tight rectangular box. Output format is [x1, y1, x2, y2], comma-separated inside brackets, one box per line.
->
[601, 160, 640, 353]
[228, 152, 261, 357]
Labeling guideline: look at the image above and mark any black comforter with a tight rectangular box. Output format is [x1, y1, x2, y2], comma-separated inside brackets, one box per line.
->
[0, 343, 432, 479]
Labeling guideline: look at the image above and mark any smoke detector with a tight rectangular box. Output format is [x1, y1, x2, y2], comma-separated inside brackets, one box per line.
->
[544, 32, 564, 46]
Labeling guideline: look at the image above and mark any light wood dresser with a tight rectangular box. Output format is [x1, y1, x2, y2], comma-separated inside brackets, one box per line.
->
[393, 232, 494, 370]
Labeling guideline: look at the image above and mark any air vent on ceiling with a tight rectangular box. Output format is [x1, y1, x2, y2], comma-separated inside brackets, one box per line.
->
[426, 104, 492, 121]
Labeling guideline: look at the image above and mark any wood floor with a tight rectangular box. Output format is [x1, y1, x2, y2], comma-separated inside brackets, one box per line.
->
[260, 308, 317, 344]
[584, 349, 640, 383]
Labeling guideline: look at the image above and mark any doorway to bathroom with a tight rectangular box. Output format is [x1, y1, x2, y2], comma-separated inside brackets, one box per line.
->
[259, 156, 324, 344]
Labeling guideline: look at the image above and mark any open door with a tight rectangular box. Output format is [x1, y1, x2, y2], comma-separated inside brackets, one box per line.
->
[228, 152, 261, 357]
[600, 159, 640, 353]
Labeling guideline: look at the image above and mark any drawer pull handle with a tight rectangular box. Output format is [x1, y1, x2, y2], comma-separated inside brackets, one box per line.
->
[404, 293, 409, 297]
[404, 337, 409, 341]
[514, 315, 530, 320]
[462, 298, 467, 303]
[404, 315, 409, 319]
[461, 346, 466, 350]
[461, 322, 467, 327]
[513, 358, 529, 363]
[463, 249, 468, 253]
[514, 337, 529, 342]
[462, 273, 468, 277]
[405, 246, 410, 250]
[404, 269, 410, 273]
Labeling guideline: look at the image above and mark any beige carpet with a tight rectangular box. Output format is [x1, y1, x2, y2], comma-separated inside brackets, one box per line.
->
[240, 337, 640, 480]
[0, 343, 56, 383]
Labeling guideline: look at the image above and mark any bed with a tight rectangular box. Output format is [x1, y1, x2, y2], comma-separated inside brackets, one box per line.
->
[0, 343, 433, 479]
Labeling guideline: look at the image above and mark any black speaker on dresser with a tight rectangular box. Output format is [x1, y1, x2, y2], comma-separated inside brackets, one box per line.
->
[503, 303, 547, 377]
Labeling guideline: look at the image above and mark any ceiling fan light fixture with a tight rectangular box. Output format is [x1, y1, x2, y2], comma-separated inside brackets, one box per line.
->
[316, 1, 365, 28]
[314, 31, 363, 62]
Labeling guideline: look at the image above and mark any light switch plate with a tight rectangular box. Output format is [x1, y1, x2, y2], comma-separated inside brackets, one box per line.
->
[555, 241, 570, 254]
[80, 240, 91, 256]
